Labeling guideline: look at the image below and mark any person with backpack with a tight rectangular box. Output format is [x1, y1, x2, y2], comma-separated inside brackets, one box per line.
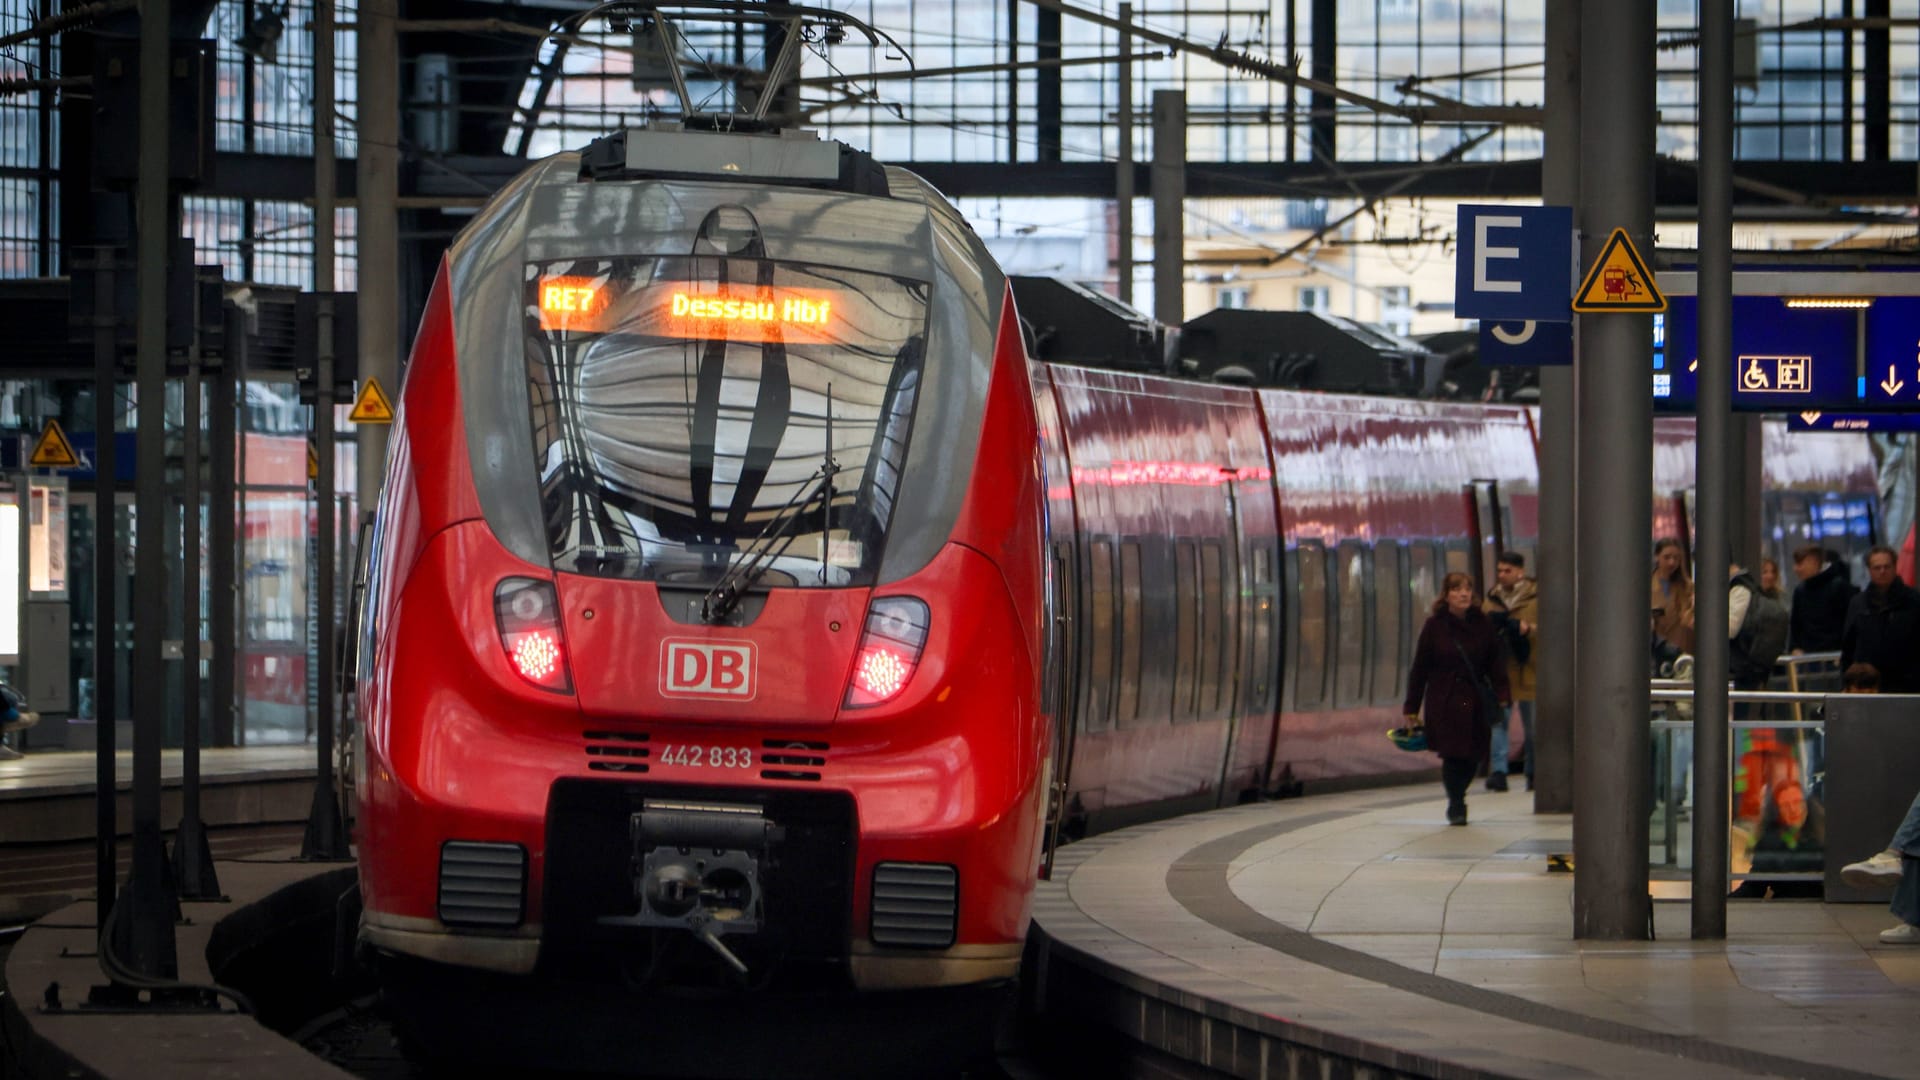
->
[1484, 551, 1537, 792]
[1728, 559, 1789, 691]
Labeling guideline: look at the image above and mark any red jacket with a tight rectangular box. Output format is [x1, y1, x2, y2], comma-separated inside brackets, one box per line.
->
[1405, 608, 1510, 760]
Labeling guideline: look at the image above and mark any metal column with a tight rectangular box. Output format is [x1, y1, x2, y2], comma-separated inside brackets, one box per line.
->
[1573, 0, 1655, 941]
[1150, 89, 1185, 326]
[172, 349, 219, 899]
[1114, 2, 1133, 305]
[210, 312, 237, 749]
[123, 0, 179, 976]
[356, 0, 400, 510]
[1534, 0, 1579, 816]
[87, 252, 118, 936]
[303, 0, 348, 860]
[1693, 0, 1734, 940]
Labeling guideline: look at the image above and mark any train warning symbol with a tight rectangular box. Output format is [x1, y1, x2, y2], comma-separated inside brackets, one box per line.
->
[28, 419, 80, 468]
[348, 377, 395, 424]
[308, 441, 320, 480]
[1572, 228, 1666, 313]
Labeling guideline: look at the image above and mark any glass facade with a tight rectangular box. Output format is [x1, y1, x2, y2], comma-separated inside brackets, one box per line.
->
[1, 0, 59, 278]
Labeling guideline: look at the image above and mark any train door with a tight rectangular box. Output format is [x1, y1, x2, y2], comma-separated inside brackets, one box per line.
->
[1211, 471, 1246, 807]
[1462, 479, 1505, 589]
[1032, 371, 1080, 877]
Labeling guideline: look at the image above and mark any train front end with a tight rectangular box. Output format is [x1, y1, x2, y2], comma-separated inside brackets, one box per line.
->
[355, 126, 1050, 995]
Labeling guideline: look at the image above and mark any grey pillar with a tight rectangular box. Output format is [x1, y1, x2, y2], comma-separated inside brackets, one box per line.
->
[357, 0, 400, 509]
[1114, 3, 1133, 305]
[172, 354, 219, 899]
[1693, 0, 1733, 940]
[1573, 0, 1655, 941]
[1534, 0, 1580, 816]
[210, 317, 237, 749]
[124, 0, 178, 977]
[1151, 90, 1185, 325]
[88, 253, 117, 936]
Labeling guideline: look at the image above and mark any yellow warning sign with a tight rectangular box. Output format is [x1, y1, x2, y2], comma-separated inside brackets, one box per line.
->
[28, 419, 81, 468]
[348, 377, 395, 424]
[1572, 228, 1666, 313]
[308, 441, 320, 480]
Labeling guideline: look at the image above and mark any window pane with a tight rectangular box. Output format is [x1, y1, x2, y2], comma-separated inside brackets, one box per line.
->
[1294, 545, 1328, 709]
[1175, 541, 1197, 721]
[1252, 547, 1275, 703]
[1409, 542, 1438, 621]
[1335, 542, 1367, 707]
[1086, 540, 1113, 732]
[1373, 542, 1402, 703]
[1120, 542, 1143, 725]
[1202, 542, 1227, 715]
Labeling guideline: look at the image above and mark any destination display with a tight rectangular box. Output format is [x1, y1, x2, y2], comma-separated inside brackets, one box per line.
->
[1651, 294, 1920, 413]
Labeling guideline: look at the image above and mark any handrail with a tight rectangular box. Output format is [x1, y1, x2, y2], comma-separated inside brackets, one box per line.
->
[1650, 687, 1827, 704]
[1780, 650, 1841, 667]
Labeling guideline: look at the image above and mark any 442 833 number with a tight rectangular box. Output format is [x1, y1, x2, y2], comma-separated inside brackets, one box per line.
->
[657, 744, 753, 769]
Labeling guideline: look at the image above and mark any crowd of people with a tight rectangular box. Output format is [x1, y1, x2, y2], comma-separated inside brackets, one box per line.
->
[1390, 538, 1917, 945]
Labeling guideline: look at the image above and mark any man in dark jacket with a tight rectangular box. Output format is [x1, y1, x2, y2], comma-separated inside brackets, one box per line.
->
[1841, 546, 1920, 693]
[1790, 545, 1856, 654]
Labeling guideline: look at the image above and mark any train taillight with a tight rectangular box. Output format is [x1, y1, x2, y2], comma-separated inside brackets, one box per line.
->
[845, 597, 928, 709]
[494, 578, 573, 693]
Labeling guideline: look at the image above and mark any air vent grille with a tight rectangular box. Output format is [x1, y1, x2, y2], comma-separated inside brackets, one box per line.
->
[585, 730, 651, 773]
[438, 841, 526, 928]
[870, 862, 957, 948]
[760, 739, 830, 782]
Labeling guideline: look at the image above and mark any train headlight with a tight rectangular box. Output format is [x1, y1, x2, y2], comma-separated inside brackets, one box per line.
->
[494, 578, 573, 693]
[845, 597, 928, 708]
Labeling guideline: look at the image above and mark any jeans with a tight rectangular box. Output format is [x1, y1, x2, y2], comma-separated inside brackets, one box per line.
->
[1891, 791, 1920, 928]
[1894, 790, 1920, 857]
[1490, 700, 1537, 780]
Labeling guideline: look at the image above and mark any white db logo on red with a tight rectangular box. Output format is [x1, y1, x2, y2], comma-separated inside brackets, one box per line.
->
[660, 639, 757, 701]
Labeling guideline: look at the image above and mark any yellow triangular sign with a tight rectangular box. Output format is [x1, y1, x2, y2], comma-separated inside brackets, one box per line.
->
[348, 377, 395, 424]
[28, 419, 81, 468]
[308, 441, 320, 480]
[1572, 228, 1666, 313]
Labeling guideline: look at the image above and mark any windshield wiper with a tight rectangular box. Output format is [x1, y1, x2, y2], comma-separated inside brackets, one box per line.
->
[700, 459, 839, 624]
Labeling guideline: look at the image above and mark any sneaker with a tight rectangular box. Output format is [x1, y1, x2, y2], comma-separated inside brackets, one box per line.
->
[1842, 850, 1904, 889]
[1447, 803, 1468, 827]
[1485, 773, 1509, 792]
[1879, 923, 1920, 945]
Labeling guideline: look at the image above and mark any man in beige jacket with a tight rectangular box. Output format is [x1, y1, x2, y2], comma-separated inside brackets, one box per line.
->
[1485, 551, 1538, 791]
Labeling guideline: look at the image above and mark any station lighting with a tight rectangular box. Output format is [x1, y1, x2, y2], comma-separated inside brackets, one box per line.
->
[1783, 297, 1873, 309]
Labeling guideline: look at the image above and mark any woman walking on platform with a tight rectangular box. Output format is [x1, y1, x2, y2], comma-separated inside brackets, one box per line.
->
[1405, 572, 1510, 826]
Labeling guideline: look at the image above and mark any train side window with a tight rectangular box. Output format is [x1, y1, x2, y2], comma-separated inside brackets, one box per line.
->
[1407, 541, 1437, 625]
[1119, 541, 1144, 726]
[1373, 541, 1402, 704]
[1251, 547, 1276, 705]
[1047, 543, 1072, 721]
[1173, 540, 1199, 723]
[1086, 540, 1114, 734]
[1444, 543, 1472, 579]
[1334, 541, 1368, 709]
[1200, 541, 1227, 717]
[1291, 543, 1329, 710]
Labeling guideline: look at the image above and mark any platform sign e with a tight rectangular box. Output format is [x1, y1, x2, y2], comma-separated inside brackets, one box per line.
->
[1479, 319, 1573, 366]
[1454, 205, 1575, 322]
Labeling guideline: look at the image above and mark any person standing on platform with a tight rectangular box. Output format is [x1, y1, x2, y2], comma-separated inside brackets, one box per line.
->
[1484, 551, 1538, 792]
[1651, 538, 1695, 658]
[1841, 788, 1920, 945]
[1841, 546, 1920, 693]
[1760, 557, 1786, 602]
[1727, 559, 1788, 692]
[1405, 572, 1509, 827]
[1790, 544, 1856, 656]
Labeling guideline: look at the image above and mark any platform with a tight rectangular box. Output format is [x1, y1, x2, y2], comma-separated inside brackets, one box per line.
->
[0, 747, 320, 845]
[1029, 784, 1920, 1080]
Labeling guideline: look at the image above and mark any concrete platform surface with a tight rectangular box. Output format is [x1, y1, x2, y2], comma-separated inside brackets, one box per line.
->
[1031, 784, 1920, 1079]
[0, 747, 321, 845]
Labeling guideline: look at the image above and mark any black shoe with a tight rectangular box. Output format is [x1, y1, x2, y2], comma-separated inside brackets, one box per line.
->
[1447, 802, 1467, 826]
[1485, 773, 1509, 792]
[1526, 777, 1535, 792]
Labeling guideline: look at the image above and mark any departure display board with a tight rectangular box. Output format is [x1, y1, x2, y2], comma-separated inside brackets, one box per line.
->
[1649, 294, 1920, 413]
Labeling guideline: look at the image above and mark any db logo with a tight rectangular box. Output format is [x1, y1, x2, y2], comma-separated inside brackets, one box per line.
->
[659, 639, 757, 701]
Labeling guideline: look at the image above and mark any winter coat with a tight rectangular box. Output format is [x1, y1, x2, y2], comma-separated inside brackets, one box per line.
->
[1404, 607, 1510, 761]
[1485, 577, 1538, 702]
[1790, 561, 1856, 654]
[1651, 572, 1695, 655]
[1841, 581, 1920, 693]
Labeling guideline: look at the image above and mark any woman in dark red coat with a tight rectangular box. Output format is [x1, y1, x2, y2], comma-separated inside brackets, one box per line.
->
[1405, 572, 1511, 825]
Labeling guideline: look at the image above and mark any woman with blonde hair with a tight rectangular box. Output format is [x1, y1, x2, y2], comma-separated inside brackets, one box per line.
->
[1651, 537, 1695, 656]
[1405, 572, 1510, 825]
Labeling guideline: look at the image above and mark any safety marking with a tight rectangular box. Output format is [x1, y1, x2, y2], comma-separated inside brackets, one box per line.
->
[1572, 228, 1666, 313]
[348, 377, 395, 424]
[308, 441, 319, 480]
[28, 419, 80, 468]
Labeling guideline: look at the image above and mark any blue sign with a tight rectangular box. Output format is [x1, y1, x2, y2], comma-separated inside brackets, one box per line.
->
[1656, 295, 1861, 412]
[1479, 319, 1573, 366]
[1863, 297, 1920, 408]
[1454, 204, 1575, 322]
[0, 430, 135, 481]
[1786, 412, 1920, 433]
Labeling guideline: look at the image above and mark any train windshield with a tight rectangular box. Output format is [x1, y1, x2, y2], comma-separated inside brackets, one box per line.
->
[523, 255, 930, 588]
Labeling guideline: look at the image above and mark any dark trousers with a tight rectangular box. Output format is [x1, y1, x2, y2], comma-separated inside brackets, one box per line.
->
[1442, 756, 1477, 807]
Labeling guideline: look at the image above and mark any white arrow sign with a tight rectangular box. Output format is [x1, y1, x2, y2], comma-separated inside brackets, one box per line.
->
[1490, 321, 1537, 346]
[1882, 365, 1905, 397]
[1801, 411, 1822, 424]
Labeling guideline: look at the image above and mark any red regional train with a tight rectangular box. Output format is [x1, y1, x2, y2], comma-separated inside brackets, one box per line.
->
[352, 122, 1880, 1021]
